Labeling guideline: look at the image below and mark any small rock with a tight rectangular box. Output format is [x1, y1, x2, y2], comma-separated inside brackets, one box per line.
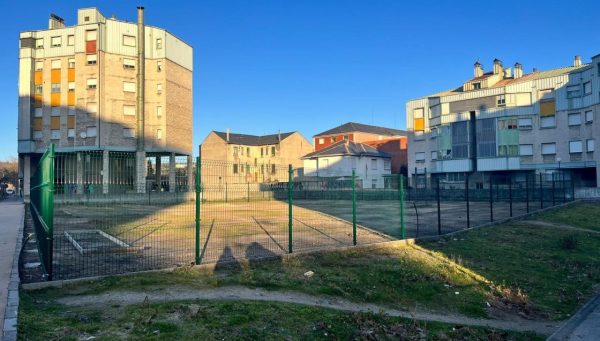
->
[188, 304, 200, 317]
[454, 291, 459, 295]
[304, 271, 314, 278]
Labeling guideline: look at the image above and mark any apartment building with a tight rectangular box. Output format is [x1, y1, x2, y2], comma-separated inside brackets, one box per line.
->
[313, 122, 406, 151]
[18, 7, 193, 197]
[200, 130, 313, 183]
[406, 54, 600, 188]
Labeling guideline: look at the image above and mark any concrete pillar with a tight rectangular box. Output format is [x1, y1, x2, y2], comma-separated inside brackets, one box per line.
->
[169, 153, 176, 193]
[136, 151, 146, 193]
[76, 153, 83, 194]
[102, 150, 109, 194]
[23, 156, 31, 201]
[187, 155, 194, 193]
[155, 156, 162, 191]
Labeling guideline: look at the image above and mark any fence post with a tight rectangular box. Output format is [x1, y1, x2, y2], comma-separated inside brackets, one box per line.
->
[465, 173, 470, 229]
[489, 174, 493, 222]
[508, 174, 513, 217]
[526, 173, 530, 213]
[539, 173, 543, 209]
[46, 144, 55, 280]
[399, 173, 405, 239]
[571, 176, 575, 201]
[195, 156, 201, 265]
[352, 169, 357, 245]
[288, 164, 293, 253]
[562, 171, 566, 203]
[436, 176, 441, 235]
[552, 173, 556, 206]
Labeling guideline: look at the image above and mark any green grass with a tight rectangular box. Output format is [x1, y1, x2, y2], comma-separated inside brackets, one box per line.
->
[535, 201, 600, 231]
[19, 292, 543, 341]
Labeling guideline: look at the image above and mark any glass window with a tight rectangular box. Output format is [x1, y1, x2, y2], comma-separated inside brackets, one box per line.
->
[123, 128, 135, 138]
[569, 141, 583, 153]
[86, 54, 97, 65]
[567, 85, 581, 98]
[51, 107, 60, 116]
[156, 38, 162, 49]
[156, 129, 162, 139]
[318, 138, 324, 144]
[519, 144, 533, 156]
[584, 81, 592, 95]
[34, 85, 42, 95]
[67, 35, 75, 46]
[85, 30, 97, 41]
[51, 59, 61, 69]
[51, 130, 61, 139]
[123, 82, 136, 92]
[233, 164, 238, 174]
[541, 143, 556, 155]
[86, 126, 97, 137]
[35, 38, 43, 48]
[67, 129, 75, 138]
[497, 94, 506, 106]
[156, 106, 162, 117]
[68, 58, 75, 68]
[518, 117, 533, 129]
[35, 60, 43, 71]
[587, 139, 595, 152]
[371, 158, 378, 169]
[34, 108, 43, 117]
[123, 105, 136, 116]
[86, 78, 97, 89]
[384, 159, 391, 170]
[51, 36, 61, 47]
[568, 113, 581, 126]
[68, 82, 75, 91]
[413, 108, 424, 119]
[586, 110, 593, 123]
[430, 151, 437, 160]
[123, 59, 135, 69]
[157, 83, 162, 94]
[415, 152, 425, 162]
[51, 83, 61, 93]
[271, 146, 276, 156]
[540, 116, 556, 128]
[123, 35, 136, 47]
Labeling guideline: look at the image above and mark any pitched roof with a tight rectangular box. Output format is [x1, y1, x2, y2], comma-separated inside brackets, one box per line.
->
[303, 141, 391, 159]
[212, 131, 295, 146]
[314, 122, 406, 137]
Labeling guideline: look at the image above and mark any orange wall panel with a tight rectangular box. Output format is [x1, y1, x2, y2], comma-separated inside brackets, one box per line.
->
[34, 71, 43, 85]
[33, 117, 42, 131]
[51, 93, 61, 107]
[67, 92, 75, 106]
[51, 69, 61, 83]
[67, 116, 75, 129]
[50, 116, 60, 129]
[34, 95, 42, 108]
[67, 69, 75, 82]
[414, 118, 424, 131]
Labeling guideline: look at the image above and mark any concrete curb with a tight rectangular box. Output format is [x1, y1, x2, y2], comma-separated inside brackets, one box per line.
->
[2, 202, 24, 341]
[547, 294, 600, 341]
[22, 199, 581, 291]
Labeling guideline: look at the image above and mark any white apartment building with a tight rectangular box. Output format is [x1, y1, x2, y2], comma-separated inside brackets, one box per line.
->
[406, 54, 600, 188]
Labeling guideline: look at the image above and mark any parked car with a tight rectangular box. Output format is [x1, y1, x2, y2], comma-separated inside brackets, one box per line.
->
[5, 189, 14, 195]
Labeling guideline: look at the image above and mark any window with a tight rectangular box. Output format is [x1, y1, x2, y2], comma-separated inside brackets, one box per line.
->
[35, 38, 43, 49]
[473, 82, 481, 90]
[519, 144, 533, 156]
[584, 81, 592, 95]
[84, 16, 90, 22]
[157, 61, 162, 72]
[541, 143, 556, 155]
[371, 159, 378, 169]
[498, 118, 517, 129]
[586, 110, 594, 123]
[331, 137, 337, 143]
[123, 128, 135, 138]
[51, 130, 61, 139]
[86, 78, 97, 89]
[384, 159, 391, 170]
[371, 179, 377, 189]
[123, 58, 135, 69]
[86, 126, 97, 137]
[123, 35, 136, 47]
[568, 113, 581, 126]
[51, 107, 60, 116]
[567, 85, 581, 98]
[415, 152, 425, 162]
[86, 30, 97, 41]
[86, 54, 97, 65]
[271, 164, 276, 174]
[51, 36, 61, 47]
[518, 117, 533, 129]
[123, 105, 136, 116]
[68, 106, 76, 115]
[156, 129, 162, 139]
[68, 82, 75, 92]
[34, 85, 42, 95]
[497, 94, 506, 106]
[50, 116, 60, 130]
[67, 129, 75, 138]
[86, 102, 97, 114]
[431, 151, 437, 160]
[157, 83, 162, 94]
[123, 82, 136, 93]
[67, 35, 74, 46]
[51, 59, 61, 69]
[233, 146, 239, 156]
[271, 146, 276, 156]
[34, 108, 43, 117]
[68, 58, 75, 68]
[343, 135, 349, 141]
[569, 140, 583, 153]
[33, 131, 43, 139]
[156, 106, 162, 117]
[414, 130, 424, 140]
[587, 139, 595, 152]
[318, 138, 324, 144]
[35, 60, 43, 71]
[540, 116, 556, 128]
[247, 147, 250, 156]
[33, 117, 42, 131]
[498, 145, 518, 157]
[156, 38, 162, 49]
[51, 83, 60, 93]
[233, 164, 238, 174]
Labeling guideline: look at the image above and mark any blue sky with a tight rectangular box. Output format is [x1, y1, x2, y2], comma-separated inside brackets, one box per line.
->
[2, 0, 600, 159]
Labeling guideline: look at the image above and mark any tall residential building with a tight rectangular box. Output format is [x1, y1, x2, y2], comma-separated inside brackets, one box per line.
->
[406, 55, 600, 188]
[18, 7, 193, 198]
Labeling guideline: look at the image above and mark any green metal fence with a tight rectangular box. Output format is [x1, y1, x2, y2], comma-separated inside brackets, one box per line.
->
[30, 144, 55, 280]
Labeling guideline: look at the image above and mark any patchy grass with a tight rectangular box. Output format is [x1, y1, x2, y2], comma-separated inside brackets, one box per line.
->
[535, 201, 600, 231]
[19, 292, 543, 341]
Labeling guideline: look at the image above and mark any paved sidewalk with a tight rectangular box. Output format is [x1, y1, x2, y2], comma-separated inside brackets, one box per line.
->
[0, 196, 24, 341]
[548, 294, 600, 340]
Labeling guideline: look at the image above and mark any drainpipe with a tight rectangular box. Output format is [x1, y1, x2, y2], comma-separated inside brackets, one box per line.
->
[136, 6, 145, 151]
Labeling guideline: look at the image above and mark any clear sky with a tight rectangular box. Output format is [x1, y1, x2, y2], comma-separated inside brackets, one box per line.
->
[2, 0, 600, 159]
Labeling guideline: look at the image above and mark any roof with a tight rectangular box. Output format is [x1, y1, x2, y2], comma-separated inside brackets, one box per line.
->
[302, 141, 391, 159]
[314, 122, 406, 137]
[212, 131, 295, 146]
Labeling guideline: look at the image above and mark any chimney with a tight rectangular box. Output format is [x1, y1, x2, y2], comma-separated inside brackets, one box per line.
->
[48, 14, 65, 29]
[278, 130, 281, 142]
[532, 67, 538, 73]
[493, 58, 503, 75]
[136, 6, 145, 152]
[474, 61, 483, 78]
[514, 63, 523, 79]
[226, 128, 230, 142]
[574, 55, 582, 67]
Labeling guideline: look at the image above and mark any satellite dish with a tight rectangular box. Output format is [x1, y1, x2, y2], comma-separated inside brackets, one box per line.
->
[80, 132, 87, 138]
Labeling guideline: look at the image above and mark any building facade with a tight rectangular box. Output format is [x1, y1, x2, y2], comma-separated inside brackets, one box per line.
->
[18, 7, 193, 198]
[313, 122, 406, 151]
[406, 55, 600, 188]
[363, 137, 408, 176]
[303, 141, 392, 189]
[200, 130, 313, 184]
